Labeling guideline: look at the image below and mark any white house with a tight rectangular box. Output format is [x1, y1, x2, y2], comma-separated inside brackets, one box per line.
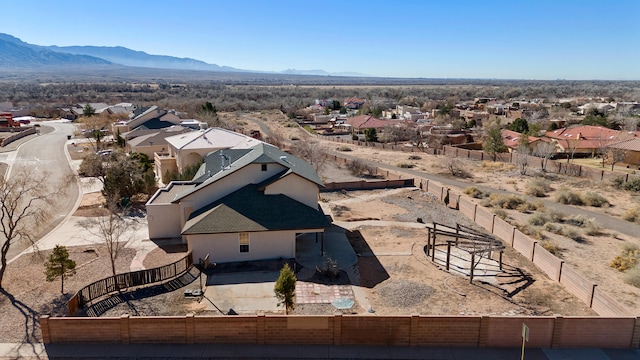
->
[146, 143, 330, 263]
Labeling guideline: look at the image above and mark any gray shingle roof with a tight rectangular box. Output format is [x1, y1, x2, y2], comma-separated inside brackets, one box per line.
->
[175, 143, 324, 201]
[182, 184, 330, 234]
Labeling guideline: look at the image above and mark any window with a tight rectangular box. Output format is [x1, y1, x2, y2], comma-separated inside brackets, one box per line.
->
[239, 233, 250, 253]
[261, 164, 267, 171]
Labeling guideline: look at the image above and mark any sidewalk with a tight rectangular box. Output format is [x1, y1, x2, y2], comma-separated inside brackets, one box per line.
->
[1, 342, 638, 359]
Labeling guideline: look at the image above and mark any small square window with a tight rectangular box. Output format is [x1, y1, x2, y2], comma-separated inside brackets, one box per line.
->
[261, 164, 267, 171]
[239, 233, 250, 253]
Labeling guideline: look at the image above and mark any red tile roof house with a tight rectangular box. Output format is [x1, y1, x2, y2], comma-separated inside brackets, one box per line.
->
[344, 97, 366, 109]
[500, 129, 547, 152]
[543, 125, 631, 158]
[606, 137, 640, 167]
[345, 115, 390, 135]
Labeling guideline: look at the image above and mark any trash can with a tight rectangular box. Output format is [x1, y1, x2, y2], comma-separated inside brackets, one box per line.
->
[67, 135, 72, 140]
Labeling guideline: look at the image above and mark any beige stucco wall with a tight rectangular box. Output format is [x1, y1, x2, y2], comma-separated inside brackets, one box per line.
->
[147, 203, 183, 239]
[180, 163, 288, 213]
[264, 174, 319, 208]
[130, 144, 167, 159]
[187, 230, 299, 263]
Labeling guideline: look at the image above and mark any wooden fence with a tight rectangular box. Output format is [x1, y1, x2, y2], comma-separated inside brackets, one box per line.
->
[68, 252, 193, 315]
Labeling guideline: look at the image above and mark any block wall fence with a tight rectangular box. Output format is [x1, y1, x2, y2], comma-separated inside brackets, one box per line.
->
[41, 150, 639, 348]
[40, 314, 640, 348]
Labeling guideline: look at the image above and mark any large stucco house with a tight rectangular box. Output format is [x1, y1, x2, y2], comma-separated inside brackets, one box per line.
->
[146, 143, 330, 263]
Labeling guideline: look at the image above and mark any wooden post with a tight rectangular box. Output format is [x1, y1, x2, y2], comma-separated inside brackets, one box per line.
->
[499, 251, 503, 271]
[426, 228, 431, 256]
[446, 242, 451, 271]
[431, 226, 436, 262]
[470, 253, 475, 283]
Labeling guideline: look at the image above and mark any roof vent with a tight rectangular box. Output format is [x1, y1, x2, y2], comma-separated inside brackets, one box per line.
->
[279, 155, 288, 163]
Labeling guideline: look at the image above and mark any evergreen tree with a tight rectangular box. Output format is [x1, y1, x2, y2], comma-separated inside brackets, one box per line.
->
[274, 263, 296, 314]
[45, 245, 76, 294]
[483, 126, 506, 161]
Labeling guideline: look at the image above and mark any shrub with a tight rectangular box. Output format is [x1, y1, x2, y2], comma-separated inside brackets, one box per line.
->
[582, 192, 610, 207]
[555, 188, 584, 205]
[397, 162, 415, 168]
[621, 178, 640, 192]
[561, 227, 584, 242]
[487, 194, 526, 210]
[464, 186, 487, 199]
[408, 155, 422, 160]
[565, 214, 590, 227]
[337, 146, 352, 152]
[347, 159, 369, 176]
[524, 178, 552, 197]
[610, 243, 640, 272]
[528, 212, 550, 226]
[622, 207, 640, 224]
[584, 221, 605, 236]
[543, 222, 563, 234]
[611, 176, 624, 189]
[516, 224, 545, 240]
[623, 266, 640, 288]
[540, 240, 561, 255]
[493, 208, 509, 220]
[445, 158, 471, 178]
[546, 209, 566, 223]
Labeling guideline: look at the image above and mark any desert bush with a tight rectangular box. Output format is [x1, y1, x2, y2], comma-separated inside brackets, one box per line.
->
[397, 162, 415, 168]
[493, 208, 509, 220]
[347, 159, 369, 176]
[610, 243, 640, 272]
[464, 186, 488, 199]
[561, 227, 584, 242]
[486, 194, 526, 210]
[622, 207, 640, 224]
[337, 146, 352, 152]
[408, 155, 422, 160]
[611, 176, 624, 189]
[528, 212, 550, 226]
[516, 224, 545, 240]
[517, 200, 544, 213]
[524, 178, 552, 197]
[545, 209, 566, 223]
[444, 158, 472, 178]
[565, 214, 590, 227]
[582, 192, 610, 207]
[584, 221, 605, 236]
[623, 266, 640, 288]
[614, 177, 640, 192]
[543, 222, 563, 234]
[540, 240, 561, 255]
[555, 188, 584, 205]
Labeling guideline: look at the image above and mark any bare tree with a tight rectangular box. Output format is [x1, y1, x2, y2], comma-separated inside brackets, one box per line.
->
[77, 200, 139, 276]
[515, 142, 532, 175]
[565, 136, 580, 163]
[533, 141, 557, 171]
[76, 112, 119, 152]
[606, 146, 627, 171]
[289, 140, 328, 173]
[0, 170, 58, 289]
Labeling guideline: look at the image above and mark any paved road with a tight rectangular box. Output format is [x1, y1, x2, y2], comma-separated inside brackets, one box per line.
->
[3, 121, 80, 258]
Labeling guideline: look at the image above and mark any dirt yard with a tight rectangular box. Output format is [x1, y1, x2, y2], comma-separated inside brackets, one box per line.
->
[1, 111, 639, 342]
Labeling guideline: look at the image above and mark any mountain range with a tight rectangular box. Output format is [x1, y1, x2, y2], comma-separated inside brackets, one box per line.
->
[0, 33, 366, 77]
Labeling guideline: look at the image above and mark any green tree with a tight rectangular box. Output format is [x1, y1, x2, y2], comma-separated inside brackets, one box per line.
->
[45, 245, 76, 294]
[483, 125, 506, 161]
[83, 104, 95, 117]
[274, 263, 296, 314]
[332, 100, 341, 111]
[508, 118, 529, 133]
[364, 128, 378, 142]
[339, 107, 347, 114]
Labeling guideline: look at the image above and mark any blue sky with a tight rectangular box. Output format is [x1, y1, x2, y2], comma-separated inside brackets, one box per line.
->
[2, 0, 639, 79]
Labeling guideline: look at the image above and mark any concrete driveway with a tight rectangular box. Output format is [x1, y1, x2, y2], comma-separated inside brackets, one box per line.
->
[202, 271, 281, 314]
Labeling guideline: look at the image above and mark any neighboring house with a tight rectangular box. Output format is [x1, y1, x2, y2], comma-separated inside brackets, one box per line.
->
[345, 115, 389, 133]
[146, 143, 330, 263]
[543, 125, 626, 157]
[606, 138, 640, 166]
[156, 127, 263, 178]
[501, 129, 546, 153]
[344, 97, 366, 109]
[112, 106, 182, 134]
[126, 125, 192, 158]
